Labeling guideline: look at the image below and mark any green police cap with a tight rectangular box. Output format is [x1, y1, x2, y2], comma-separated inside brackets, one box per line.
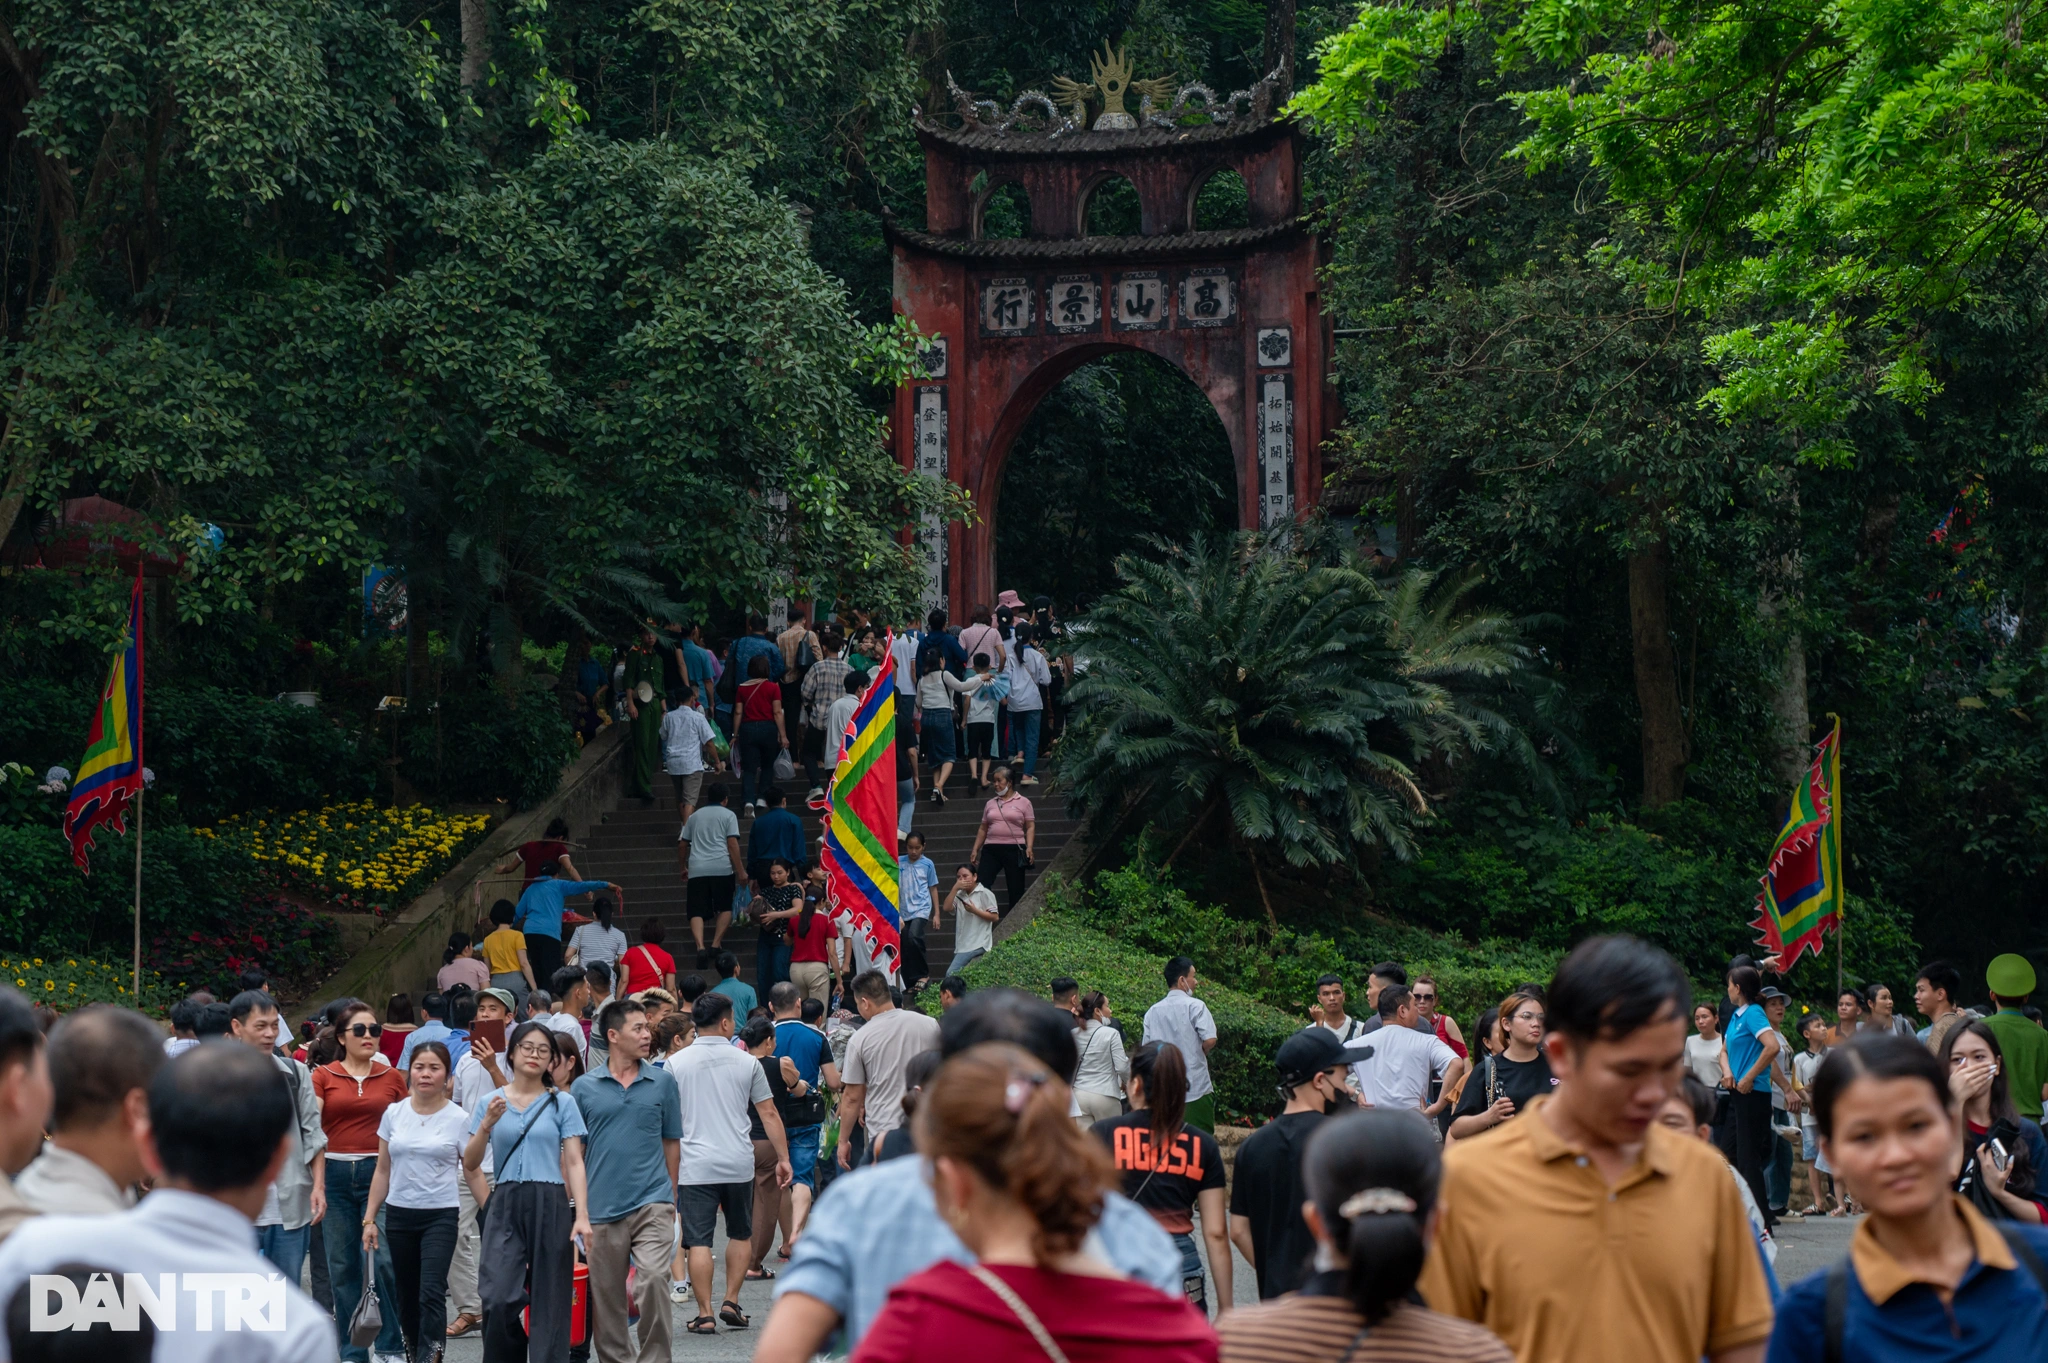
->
[1987, 953, 2037, 999]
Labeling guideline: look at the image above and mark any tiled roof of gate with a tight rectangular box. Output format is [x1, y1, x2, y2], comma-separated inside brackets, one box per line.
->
[912, 116, 1286, 157]
[885, 217, 1302, 261]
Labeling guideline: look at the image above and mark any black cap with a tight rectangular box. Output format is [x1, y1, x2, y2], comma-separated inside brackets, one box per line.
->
[1276, 1027, 1348, 1086]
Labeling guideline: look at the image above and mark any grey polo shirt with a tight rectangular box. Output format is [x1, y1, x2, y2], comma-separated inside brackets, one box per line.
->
[570, 1060, 681, 1223]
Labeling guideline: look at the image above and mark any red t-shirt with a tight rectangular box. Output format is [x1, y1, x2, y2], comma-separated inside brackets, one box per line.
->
[851, 1261, 1217, 1363]
[517, 840, 570, 885]
[619, 942, 675, 995]
[739, 678, 779, 723]
[788, 906, 839, 964]
[377, 1025, 414, 1067]
[311, 1061, 410, 1155]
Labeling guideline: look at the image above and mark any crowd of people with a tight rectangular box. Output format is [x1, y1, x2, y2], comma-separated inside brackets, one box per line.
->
[0, 934, 2036, 1360]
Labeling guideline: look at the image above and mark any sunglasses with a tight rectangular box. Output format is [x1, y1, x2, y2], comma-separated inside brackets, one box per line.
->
[346, 1023, 384, 1038]
[1413, 993, 1436, 1003]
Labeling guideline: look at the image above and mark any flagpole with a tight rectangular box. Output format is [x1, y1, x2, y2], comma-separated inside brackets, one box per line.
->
[132, 787, 143, 999]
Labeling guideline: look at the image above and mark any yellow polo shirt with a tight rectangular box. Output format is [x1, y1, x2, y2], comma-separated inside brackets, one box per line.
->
[1419, 1096, 1774, 1363]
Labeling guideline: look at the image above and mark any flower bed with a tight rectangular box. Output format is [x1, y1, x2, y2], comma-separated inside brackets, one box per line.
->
[1, 954, 182, 1013]
[196, 800, 492, 913]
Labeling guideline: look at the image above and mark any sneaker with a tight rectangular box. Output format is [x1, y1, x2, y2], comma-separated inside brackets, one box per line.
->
[807, 786, 824, 801]
[669, 1280, 692, 1305]
[1019, 775, 1039, 786]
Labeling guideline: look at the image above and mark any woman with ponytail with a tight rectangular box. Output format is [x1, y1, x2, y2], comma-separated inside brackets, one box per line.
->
[1218, 1110, 1512, 1363]
[851, 1041, 1218, 1362]
[1089, 1041, 1231, 1314]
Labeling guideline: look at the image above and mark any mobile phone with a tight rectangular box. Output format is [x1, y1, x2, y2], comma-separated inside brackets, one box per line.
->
[471, 1018, 507, 1052]
[1990, 1138, 2012, 1171]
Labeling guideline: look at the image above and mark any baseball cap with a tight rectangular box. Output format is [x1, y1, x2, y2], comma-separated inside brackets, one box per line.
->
[478, 988, 517, 1013]
[1276, 1028, 1348, 1086]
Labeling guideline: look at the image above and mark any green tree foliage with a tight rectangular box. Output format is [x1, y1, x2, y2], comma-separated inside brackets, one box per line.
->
[1059, 531, 1565, 916]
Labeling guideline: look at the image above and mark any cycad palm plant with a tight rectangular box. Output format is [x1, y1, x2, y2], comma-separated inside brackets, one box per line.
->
[1059, 532, 1563, 921]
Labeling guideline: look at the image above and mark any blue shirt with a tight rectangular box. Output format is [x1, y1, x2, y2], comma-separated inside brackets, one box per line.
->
[775, 1020, 829, 1091]
[747, 807, 807, 870]
[682, 639, 717, 686]
[470, 1089, 588, 1185]
[899, 856, 939, 923]
[774, 1148, 1181, 1349]
[730, 634, 785, 685]
[571, 1061, 682, 1222]
[712, 977, 758, 1017]
[398, 1020, 467, 1070]
[1767, 1203, 2048, 1363]
[1725, 1002, 1773, 1093]
[514, 876, 609, 942]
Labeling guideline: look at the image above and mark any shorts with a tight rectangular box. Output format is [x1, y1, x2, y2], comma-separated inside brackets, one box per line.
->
[669, 770, 704, 807]
[785, 1123, 822, 1190]
[677, 1181, 752, 1247]
[920, 710, 957, 763]
[966, 722, 995, 760]
[686, 874, 736, 921]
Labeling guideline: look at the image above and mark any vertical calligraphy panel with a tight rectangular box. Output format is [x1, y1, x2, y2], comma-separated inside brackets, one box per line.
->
[1258, 373, 1295, 529]
[914, 386, 949, 615]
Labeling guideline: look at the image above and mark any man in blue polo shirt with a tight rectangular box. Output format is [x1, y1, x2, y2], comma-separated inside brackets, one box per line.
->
[516, 860, 622, 1000]
[572, 996, 681, 1363]
[769, 982, 839, 1251]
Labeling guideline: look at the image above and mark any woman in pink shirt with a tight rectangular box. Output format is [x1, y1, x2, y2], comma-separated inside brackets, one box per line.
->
[970, 765, 1035, 915]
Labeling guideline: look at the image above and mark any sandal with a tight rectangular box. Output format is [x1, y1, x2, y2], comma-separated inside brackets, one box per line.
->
[445, 1313, 482, 1338]
[777, 1246, 793, 1260]
[720, 1300, 750, 1328]
[687, 1316, 719, 1335]
[744, 1267, 775, 1281]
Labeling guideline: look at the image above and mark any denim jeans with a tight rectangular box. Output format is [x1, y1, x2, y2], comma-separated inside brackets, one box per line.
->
[255, 1223, 311, 1285]
[324, 1156, 404, 1362]
[757, 935, 791, 991]
[1008, 709, 1042, 776]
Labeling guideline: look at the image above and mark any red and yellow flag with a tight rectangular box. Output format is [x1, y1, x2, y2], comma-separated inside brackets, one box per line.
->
[64, 570, 146, 871]
[814, 636, 902, 979]
[1750, 715, 1843, 967]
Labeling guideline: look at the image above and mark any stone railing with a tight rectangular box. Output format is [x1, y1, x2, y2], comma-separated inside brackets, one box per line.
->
[288, 724, 626, 1026]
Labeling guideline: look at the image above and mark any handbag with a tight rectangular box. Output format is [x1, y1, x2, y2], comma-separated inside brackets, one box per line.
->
[348, 1248, 384, 1347]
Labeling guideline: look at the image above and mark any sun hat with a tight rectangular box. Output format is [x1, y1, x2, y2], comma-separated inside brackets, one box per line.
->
[996, 589, 1025, 609]
[1988, 953, 2038, 999]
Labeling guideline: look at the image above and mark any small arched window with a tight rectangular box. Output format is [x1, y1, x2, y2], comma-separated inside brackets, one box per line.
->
[1083, 176, 1143, 237]
[977, 180, 1031, 240]
[1192, 169, 1250, 231]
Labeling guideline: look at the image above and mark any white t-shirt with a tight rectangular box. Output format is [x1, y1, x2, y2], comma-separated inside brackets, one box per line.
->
[378, 1098, 472, 1209]
[1004, 646, 1052, 712]
[1319, 1016, 1367, 1044]
[1141, 989, 1219, 1101]
[669, 1034, 773, 1185]
[453, 1052, 502, 1175]
[660, 706, 715, 776]
[1794, 1049, 1825, 1132]
[966, 674, 1001, 726]
[826, 695, 861, 764]
[1685, 1033, 1726, 1089]
[952, 884, 998, 956]
[680, 804, 742, 877]
[890, 632, 920, 694]
[541, 1010, 588, 1060]
[1344, 1024, 1459, 1111]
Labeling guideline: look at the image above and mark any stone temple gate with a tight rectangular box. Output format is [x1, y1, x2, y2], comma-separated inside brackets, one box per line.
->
[887, 44, 1332, 613]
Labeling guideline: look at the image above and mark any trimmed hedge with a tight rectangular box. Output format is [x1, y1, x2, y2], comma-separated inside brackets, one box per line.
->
[397, 682, 577, 810]
[961, 913, 1300, 1126]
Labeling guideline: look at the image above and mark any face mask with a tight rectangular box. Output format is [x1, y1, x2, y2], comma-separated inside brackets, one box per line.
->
[1319, 1073, 1357, 1111]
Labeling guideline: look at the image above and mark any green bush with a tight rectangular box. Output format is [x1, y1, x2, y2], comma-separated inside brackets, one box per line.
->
[0, 679, 380, 826]
[1061, 858, 1561, 1031]
[961, 913, 1301, 1125]
[398, 681, 577, 809]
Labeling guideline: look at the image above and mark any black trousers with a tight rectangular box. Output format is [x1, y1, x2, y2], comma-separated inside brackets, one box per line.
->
[479, 1181, 575, 1363]
[387, 1203, 459, 1355]
[1727, 1087, 1776, 1228]
[900, 918, 929, 984]
[978, 842, 1028, 914]
[525, 935, 565, 997]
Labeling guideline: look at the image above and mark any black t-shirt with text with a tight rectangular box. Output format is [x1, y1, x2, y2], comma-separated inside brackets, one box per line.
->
[1451, 1050, 1556, 1124]
[1090, 1112, 1224, 1236]
[1229, 1110, 1326, 1298]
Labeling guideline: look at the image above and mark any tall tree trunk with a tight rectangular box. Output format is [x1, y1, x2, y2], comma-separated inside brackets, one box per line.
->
[461, 0, 490, 90]
[1628, 540, 1688, 806]
[1759, 482, 1809, 791]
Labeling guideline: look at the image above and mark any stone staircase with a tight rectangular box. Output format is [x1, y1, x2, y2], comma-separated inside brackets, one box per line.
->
[575, 760, 1080, 990]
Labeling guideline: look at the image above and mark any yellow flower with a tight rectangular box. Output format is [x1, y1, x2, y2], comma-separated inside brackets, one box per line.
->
[43, 982, 52, 991]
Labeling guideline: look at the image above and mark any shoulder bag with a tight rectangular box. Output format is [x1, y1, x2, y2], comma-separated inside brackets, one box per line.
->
[479, 1090, 560, 1217]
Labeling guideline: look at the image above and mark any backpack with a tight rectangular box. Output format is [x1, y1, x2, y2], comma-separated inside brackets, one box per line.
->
[715, 645, 739, 706]
[1822, 1224, 2048, 1363]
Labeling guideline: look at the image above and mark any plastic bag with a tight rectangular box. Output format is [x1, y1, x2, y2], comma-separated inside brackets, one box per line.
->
[773, 749, 797, 783]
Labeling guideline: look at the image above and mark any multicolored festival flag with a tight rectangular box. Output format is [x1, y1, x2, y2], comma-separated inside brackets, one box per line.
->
[1750, 715, 1843, 968]
[64, 570, 146, 871]
[814, 636, 902, 979]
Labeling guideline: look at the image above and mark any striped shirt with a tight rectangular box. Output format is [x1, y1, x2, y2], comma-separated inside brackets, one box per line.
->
[1218, 1292, 1514, 1363]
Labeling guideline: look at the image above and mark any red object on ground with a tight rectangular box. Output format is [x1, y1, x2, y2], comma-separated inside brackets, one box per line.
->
[523, 1262, 588, 1345]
